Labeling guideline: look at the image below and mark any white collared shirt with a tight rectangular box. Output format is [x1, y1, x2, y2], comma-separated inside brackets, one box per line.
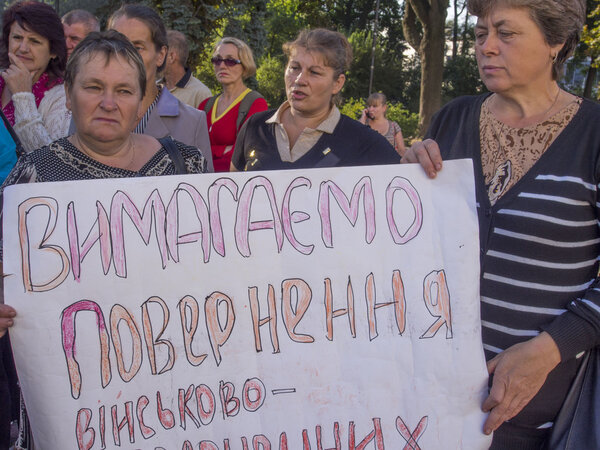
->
[266, 101, 341, 162]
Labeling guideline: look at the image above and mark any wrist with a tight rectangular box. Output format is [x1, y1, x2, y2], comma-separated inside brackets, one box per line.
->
[533, 331, 561, 367]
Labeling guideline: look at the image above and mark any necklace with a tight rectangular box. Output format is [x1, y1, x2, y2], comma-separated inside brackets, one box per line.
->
[73, 134, 137, 170]
[491, 88, 562, 127]
[539, 87, 561, 121]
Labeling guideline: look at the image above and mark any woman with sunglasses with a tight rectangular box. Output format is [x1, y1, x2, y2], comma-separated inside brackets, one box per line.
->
[199, 37, 267, 172]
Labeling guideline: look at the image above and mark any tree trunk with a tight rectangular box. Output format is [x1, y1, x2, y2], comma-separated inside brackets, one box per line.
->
[418, 14, 446, 136]
[452, 0, 458, 58]
[405, 0, 448, 136]
[461, 11, 470, 55]
[583, 65, 598, 99]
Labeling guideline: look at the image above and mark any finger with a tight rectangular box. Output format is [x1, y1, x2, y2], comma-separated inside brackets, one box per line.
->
[483, 393, 529, 434]
[415, 146, 438, 179]
[7, 52, 26, 69]
[482, 380, 504, 413]
[0, 305, 16, 338]
[0, 304, 16, 318]
[0, 318, 14, 337]
[423, 140, 443, 172]
[486, 355, 500, 375]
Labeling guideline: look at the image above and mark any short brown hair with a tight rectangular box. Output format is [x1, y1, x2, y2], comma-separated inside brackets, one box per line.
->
[107, 4, 168, 72]
[65, 30, 146, 100]
[467, 0, 586, 80]
[283, 28, 353, 78]
[213, 37, 257, 79]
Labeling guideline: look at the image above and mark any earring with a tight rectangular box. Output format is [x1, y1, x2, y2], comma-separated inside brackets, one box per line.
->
[552, 53, 559, 64]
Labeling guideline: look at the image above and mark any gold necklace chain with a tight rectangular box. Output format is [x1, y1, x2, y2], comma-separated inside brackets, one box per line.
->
[74, 134, 137, 170]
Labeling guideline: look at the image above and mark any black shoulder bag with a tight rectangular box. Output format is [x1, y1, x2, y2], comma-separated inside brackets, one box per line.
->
[158, 136, 188, 175]
[547, 346, 600, 449]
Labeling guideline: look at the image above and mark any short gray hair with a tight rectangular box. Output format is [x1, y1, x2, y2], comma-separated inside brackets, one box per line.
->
[167, 30, 189, 66]
[65, 30, 147, 99]
[62, 9, 100, 33]
[467, 0, 586, 80]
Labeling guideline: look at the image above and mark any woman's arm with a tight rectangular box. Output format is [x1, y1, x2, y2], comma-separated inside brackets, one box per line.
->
[481, 332, 561, 434]
[0, 264, 15, 338]
[359, 109, 368, 125]
[393, 122, 406, 156]
[12, 84, 71, 153]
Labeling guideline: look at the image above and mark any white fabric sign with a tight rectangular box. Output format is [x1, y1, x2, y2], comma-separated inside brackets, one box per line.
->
[3, 161, 491, 449]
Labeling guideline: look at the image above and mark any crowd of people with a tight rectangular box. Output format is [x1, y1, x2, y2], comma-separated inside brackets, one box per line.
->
[0, 0, 597, 449]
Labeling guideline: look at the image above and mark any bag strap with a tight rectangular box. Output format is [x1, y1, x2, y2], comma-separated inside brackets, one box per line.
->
[0, 108, 24, 156]
[158, 136, 187, 174]
[236, 90, 263, 130]
[202, 95, 218, 114]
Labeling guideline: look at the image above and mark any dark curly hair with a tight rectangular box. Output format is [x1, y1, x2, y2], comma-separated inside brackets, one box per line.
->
[1, 1, 67, 83]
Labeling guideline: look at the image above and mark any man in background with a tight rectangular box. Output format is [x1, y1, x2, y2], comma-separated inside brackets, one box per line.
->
[164, 29, 211, 108]
[62, 9, 100, 59]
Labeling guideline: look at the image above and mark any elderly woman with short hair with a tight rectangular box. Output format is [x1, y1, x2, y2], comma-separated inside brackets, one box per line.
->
[0, 29, 206, 449]
[231, 28, 399, 171]
[404, 0, 597, 448]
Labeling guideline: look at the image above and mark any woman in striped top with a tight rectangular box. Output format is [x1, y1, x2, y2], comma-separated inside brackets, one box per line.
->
[403, 0, 594, 448]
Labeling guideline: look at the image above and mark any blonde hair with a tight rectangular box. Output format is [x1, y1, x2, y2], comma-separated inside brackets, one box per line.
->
[214, 37, 257, 79]
[366, 92, 387, 107]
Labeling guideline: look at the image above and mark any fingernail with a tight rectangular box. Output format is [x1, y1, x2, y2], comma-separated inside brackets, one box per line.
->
[436, 163, 442, 170]
[484, 428, 491, 435]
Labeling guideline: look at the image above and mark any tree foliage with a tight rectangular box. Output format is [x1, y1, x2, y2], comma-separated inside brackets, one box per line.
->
[0, 0, 500, 129]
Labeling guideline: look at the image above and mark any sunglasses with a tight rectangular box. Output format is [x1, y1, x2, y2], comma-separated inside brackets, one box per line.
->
[211, 56, 242, 67]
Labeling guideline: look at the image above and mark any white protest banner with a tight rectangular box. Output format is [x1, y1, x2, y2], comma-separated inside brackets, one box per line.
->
[3, 160, 491, 449]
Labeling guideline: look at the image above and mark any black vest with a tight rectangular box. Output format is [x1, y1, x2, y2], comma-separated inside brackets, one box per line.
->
[236, 111, 399, 171]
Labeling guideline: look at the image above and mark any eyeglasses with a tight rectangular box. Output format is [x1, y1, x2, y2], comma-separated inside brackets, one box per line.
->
[211, 56, 242, 67]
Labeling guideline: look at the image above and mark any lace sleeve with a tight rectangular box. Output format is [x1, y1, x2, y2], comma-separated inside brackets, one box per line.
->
[11, 85, 71, 153]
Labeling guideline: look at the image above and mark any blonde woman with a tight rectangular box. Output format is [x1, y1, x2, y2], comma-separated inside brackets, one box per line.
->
[359, 92, 406, 156]
[200, 37, 268, 172]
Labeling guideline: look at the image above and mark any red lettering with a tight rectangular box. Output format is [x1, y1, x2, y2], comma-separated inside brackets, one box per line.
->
[156, 391, 176, 429]
[248, 285, 279, 353]
[111, 401, 134, 445]
[178, 385, 200, 430]
[178, 295, 208, 366]
[219, 381, 240, 418]
[324, 277, 356, 341]
[136, 395, 156, 439]
[281, 279, 314, 343]
[75, 408, 95, 450]
[243, 378, 266, 412]
[205, 292, 235, 366]
[196, 384, 216, 425]
[142, 296, 175, 375]
[421, 270, 453, 339]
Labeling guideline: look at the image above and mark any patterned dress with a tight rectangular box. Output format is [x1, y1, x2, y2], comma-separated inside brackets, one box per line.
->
[0, 136, 205, 449]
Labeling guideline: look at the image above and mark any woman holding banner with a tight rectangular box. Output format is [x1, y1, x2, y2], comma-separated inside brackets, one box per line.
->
[231, 28, 399, 171]
[403, 0, 598, 448]
[0, 30, 206, 449]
